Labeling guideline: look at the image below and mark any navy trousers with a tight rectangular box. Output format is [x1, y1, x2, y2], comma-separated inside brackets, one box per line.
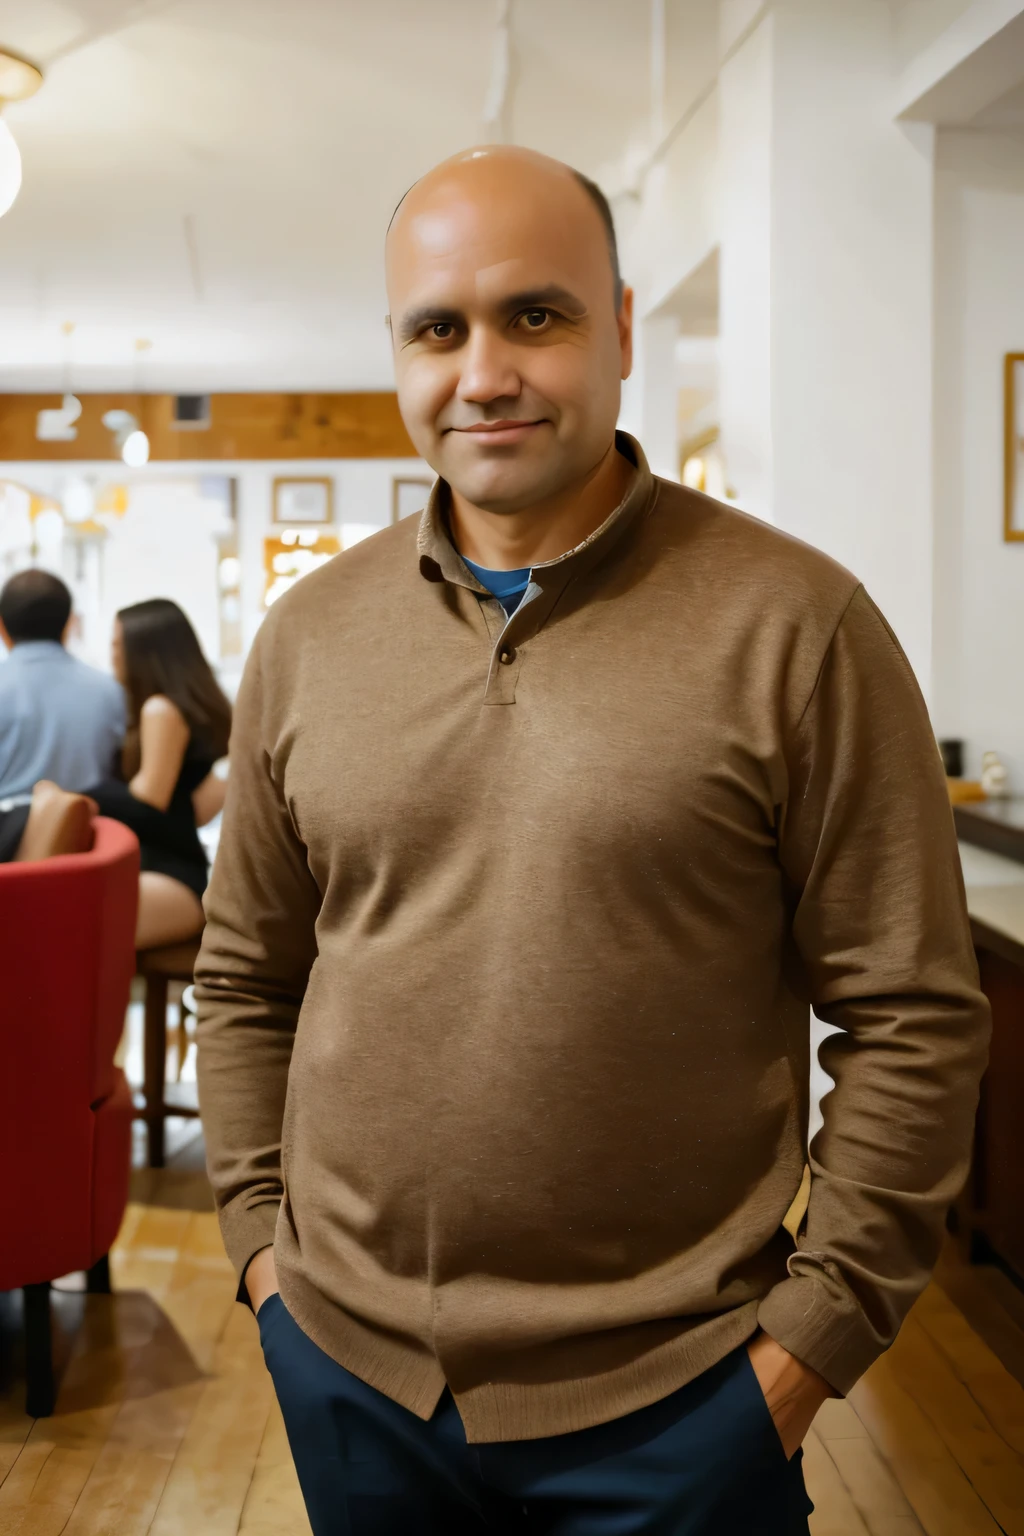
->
[258, 1294, 814, 1536]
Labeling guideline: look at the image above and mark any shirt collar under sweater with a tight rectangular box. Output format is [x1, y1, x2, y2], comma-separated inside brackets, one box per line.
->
[415, 431, 656, 606]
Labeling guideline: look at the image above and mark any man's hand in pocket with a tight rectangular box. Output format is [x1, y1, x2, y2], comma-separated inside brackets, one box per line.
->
[245, 1246, 280, 1315]
[746, 1332, 833, 1460]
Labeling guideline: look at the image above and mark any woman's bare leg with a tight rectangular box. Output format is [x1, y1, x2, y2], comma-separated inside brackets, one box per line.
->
[136, 872, 205, 950]
[14, 781, 97, 861]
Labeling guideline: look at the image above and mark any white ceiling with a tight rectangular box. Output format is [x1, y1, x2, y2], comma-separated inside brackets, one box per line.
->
[0, 0, 656, 391]
[972, 74, 1024, 130]
[888, 0, 978, 71]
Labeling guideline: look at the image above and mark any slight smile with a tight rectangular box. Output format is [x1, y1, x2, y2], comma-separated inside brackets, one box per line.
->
[449, 420, 547, 445]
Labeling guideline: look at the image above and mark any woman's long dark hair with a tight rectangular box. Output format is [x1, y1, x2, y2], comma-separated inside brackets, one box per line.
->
[118, 598, 232, 779]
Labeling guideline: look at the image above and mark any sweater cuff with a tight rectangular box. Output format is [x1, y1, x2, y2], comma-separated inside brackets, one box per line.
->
[755, 1273, 881, 1396]
[219, 1198, 282, 1308]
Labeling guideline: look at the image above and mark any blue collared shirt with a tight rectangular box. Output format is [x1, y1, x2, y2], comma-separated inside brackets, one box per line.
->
[0, 641, 126, 800]
[461, 555, 533, 618]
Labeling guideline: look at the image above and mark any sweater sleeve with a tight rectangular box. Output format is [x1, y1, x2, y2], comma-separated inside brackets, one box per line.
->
[194, 623, 322, 1287]
[757, 585, 991, 1394]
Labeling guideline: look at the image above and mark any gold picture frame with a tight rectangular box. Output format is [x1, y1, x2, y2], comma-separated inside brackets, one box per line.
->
[272, 475, 333, 526]
[1005, 353, 1024, 543]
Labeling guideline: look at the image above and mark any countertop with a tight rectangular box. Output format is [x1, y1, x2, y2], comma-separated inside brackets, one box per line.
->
[960, 841, 1024, 964]
[954, 798, 1024, 864]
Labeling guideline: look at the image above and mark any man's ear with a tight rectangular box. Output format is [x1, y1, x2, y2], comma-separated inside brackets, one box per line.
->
[618, 286, 634, 381]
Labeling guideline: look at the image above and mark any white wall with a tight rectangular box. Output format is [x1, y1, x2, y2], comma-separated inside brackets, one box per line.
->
[623, 1, 940, 690]
[889, 0, 980, 70]
[717, 9, 774, 521]
[622, 316, 683, 479]
[769, 1, 938, 692]
[226, 457, 431, 658]
[100, 478, 229, 668]
[0, 456, 431, 677]
[932, 128, 1024, 786]
[620, 88, 720, 322]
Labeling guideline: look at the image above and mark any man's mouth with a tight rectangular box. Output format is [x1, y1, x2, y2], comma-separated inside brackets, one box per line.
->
[447, 420, 547, 444]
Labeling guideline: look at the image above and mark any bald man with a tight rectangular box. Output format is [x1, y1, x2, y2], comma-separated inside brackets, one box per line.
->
[196, 148, 988, 1535]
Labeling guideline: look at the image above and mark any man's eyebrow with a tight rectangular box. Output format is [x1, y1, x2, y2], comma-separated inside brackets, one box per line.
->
[498, 285, 588, 317]
[394, 305, 463, 345]
[394, 285, 589, 344]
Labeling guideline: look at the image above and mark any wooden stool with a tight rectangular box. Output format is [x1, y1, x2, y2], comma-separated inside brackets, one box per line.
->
[136, 938, 203, 1168]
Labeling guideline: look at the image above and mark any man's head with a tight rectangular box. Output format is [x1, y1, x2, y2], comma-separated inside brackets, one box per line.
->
[0, 569, 73, 650]
[385, 146, 632, 516]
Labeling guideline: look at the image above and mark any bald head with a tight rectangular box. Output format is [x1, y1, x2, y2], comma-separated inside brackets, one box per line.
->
[385, 146, 633, 518]
[388, 147, 623, 310]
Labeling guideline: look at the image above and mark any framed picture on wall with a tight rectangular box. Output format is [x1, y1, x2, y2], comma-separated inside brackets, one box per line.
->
[273, 476, 333, 525]
[391, 475, 433, 524]
[1006, 354, 1024, 543]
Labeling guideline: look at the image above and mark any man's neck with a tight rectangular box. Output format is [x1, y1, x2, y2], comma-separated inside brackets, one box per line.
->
[448, 442, 633, 571]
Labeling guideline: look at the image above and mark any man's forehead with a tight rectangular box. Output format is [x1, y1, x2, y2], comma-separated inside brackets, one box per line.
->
[389, 228, 600, 312]
[473, 259, 525, 297]
[389, 180, 598, 276]
[397, 256, 537, 303]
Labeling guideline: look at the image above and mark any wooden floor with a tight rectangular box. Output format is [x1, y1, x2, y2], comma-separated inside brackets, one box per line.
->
[3, 1129, 1024, 1533]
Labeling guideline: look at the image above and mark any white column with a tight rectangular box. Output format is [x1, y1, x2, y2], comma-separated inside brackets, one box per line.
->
[620, 313, 680, 480]
[768, 0, 937, 691]
[717, 10, 775, 523]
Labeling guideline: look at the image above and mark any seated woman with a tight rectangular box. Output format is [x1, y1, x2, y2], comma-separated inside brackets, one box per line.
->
[90, 599, 232, 950]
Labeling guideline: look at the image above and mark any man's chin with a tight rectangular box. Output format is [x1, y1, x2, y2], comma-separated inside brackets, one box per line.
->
[441, 457, 563, 516]
[448, 479, 553, 516]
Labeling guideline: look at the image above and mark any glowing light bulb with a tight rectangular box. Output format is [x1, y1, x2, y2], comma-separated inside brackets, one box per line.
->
[122, 429, 150, 467]
[0, 118, 22, 219]
[63, 478, 93, 524]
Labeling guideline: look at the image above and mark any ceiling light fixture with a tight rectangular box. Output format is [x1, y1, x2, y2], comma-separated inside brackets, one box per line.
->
[101, 408, 144, 463]
[121, 429, 150, 467]
[103, 339, 153, 465]
[37, 321, 82, 441]
[102, 408, 142, 454]
[63, 477, 94, 525]
[481, 0, 513, 142]
[0, 48, 43, 220]
[126, 338, 152, 465]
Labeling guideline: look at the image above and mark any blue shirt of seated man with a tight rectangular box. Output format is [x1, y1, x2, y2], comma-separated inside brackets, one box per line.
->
[0, 568, 126, 804]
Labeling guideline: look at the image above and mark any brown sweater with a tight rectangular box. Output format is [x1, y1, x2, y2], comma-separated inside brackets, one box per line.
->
[195, 434, 989, 1443]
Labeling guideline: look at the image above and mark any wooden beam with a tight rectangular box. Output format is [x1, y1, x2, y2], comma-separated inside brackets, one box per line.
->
[0, 393, 417, 461]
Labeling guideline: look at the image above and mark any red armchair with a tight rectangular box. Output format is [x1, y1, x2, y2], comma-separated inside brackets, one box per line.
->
[0, 816, 139, 1416]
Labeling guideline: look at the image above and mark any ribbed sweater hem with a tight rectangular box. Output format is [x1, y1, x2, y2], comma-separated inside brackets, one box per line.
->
[276, 1266, 762, 1444]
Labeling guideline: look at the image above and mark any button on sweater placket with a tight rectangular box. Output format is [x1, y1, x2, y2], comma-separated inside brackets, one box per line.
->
[483, 636, 523, 704]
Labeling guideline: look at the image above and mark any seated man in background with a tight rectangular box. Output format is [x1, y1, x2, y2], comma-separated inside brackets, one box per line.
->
[0, 569, 125, 862]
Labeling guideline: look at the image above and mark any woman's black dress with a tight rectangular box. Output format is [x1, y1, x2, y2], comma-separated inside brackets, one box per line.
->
[0, 802, 30, 862]
[89, 739, 215, 900]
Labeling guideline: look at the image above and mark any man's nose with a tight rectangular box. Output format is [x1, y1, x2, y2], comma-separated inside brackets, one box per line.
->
[456, 326, 522, 405]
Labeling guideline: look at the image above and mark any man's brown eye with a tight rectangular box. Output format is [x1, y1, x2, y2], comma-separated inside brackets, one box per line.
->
[522, 310, 549, 329]
[431, 323, 454, 339]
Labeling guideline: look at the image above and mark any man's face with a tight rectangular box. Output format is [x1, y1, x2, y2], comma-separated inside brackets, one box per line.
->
[386, 158, 632, 515]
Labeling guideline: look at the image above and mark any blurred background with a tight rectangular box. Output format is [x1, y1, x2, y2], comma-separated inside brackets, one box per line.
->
[2, 4, 1024, 1533]
[0, 0, 1020, 780]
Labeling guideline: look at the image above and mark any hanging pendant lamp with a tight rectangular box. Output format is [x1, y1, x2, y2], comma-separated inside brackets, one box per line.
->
[0, 48, 43, 219]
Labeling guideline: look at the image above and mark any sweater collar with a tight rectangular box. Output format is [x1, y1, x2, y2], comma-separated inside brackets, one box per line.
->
[416, 431, 656, 596]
